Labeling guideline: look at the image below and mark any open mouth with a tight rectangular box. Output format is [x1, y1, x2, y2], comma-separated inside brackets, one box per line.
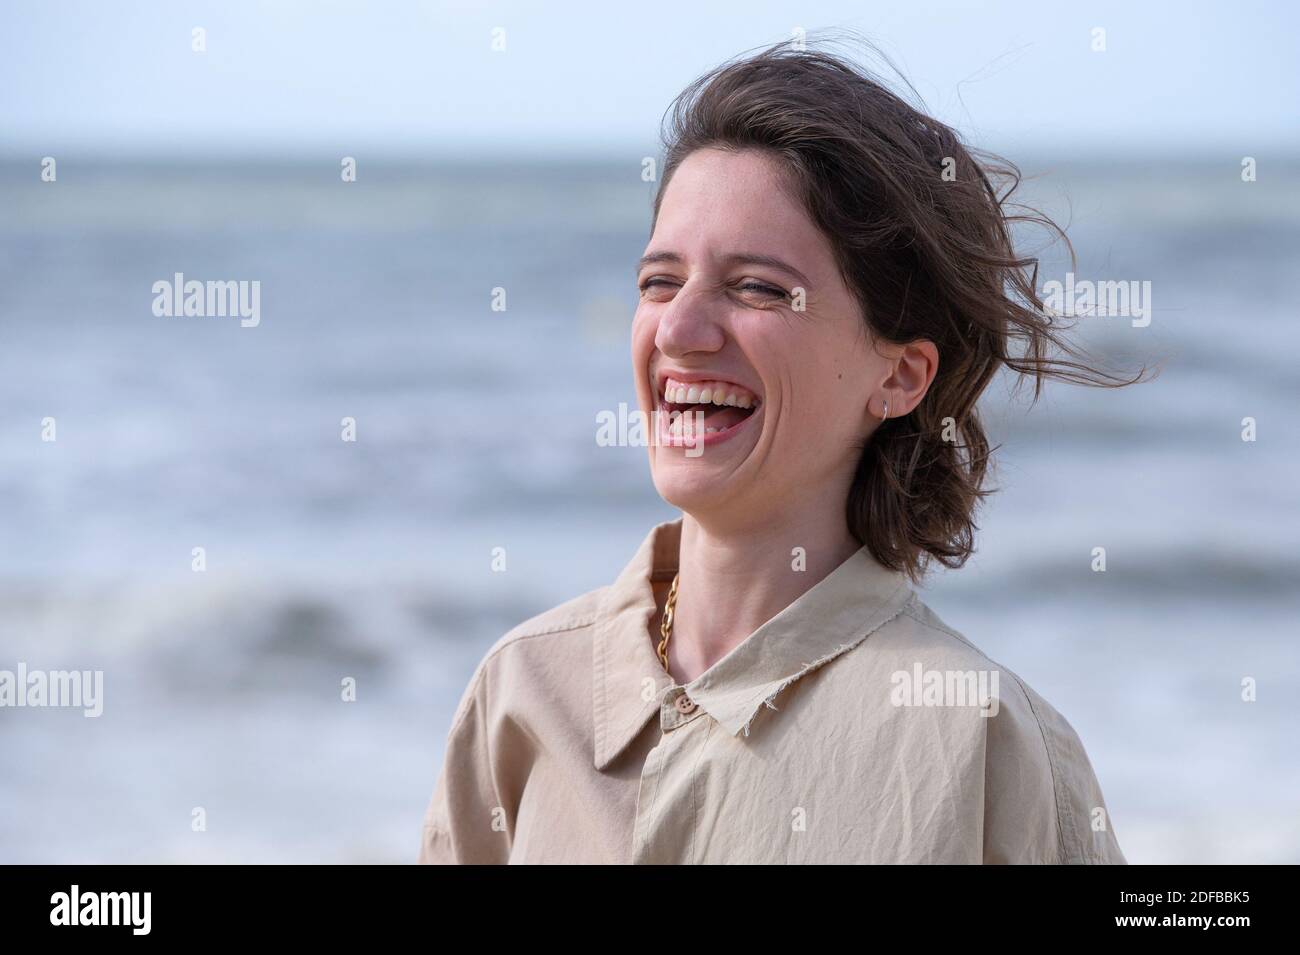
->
[658, 375, 762, 440]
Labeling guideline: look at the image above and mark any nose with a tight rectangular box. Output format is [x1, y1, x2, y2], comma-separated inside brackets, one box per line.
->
[653, 280, 727, 359]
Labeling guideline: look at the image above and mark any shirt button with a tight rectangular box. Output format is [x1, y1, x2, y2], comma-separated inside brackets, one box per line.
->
[674, 692, 697, 715]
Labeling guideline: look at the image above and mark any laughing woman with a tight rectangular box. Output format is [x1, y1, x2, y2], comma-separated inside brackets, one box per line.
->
[419, 39, 1137, 864]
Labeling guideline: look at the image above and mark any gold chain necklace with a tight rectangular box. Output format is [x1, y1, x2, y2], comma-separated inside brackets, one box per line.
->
[656, 572, 680, 672]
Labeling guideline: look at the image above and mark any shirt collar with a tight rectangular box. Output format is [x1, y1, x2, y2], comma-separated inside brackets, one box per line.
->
[591, 517, 915, 771]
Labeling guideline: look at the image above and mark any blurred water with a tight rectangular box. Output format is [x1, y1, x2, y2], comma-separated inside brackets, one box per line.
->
[1, 157, 1297, 863]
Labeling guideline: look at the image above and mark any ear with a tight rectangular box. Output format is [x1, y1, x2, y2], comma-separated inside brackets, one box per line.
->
[881, 339, 939, 416]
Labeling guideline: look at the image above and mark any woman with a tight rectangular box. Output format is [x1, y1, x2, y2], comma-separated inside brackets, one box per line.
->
[419, 39, 1136, 864]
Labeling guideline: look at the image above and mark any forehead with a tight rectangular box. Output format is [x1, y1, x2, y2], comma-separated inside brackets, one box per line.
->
[650, 147, 832, 267]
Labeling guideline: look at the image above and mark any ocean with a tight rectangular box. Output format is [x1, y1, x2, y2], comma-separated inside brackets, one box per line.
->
[1, 155, 1297, 862]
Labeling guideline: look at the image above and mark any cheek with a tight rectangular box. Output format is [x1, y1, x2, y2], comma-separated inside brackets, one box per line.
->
[773, 348, 872, 440]
[777, 343, 849, 411]
[630, 307, 659, 407]
[630, 306, 656, 357]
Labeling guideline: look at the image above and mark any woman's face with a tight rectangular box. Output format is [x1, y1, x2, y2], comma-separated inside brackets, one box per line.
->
[632, 146, 896, 528]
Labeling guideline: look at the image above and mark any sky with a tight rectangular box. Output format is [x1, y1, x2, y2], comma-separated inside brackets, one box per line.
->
[1, 0, 1297, 159]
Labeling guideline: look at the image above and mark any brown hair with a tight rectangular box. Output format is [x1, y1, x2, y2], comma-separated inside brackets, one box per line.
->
[650, 34, 1146, 581]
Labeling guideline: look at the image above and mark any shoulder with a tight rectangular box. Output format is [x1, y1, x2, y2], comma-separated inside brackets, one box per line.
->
[489, 586, 608, 658]
[864, 591, 1036, 698]
[444, 585, 609, 734]
[872, 593, 1127, 864]
[421, 586, 611, 863]
[493, 589, 605, 649]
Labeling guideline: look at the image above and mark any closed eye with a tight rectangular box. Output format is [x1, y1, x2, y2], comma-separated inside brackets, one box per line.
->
[637, 277, 789, 302]
[736, 281, 787, 298]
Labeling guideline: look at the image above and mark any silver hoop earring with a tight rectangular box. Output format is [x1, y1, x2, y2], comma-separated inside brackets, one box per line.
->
[880, 399, 889, 422]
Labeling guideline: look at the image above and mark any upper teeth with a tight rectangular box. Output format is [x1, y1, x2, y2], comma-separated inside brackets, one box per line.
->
[663, 377, 757, 410]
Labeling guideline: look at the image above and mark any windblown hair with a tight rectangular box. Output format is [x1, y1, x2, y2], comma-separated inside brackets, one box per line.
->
[650, 34, 1144, 581]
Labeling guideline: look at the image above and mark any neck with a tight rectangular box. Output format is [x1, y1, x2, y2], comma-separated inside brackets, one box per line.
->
[668, 502, 861, 685]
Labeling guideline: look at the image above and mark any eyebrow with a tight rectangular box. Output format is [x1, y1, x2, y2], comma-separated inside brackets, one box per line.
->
[636, 251, 811, 288]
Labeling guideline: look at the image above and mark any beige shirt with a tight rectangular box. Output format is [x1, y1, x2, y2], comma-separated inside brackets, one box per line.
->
[418, 518, 1127, 864]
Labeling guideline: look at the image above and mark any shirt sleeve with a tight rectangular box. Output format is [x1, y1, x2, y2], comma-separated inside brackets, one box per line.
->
[417, 662, 512, 865]
[1025, 683, 1128, 864]
[983, 676, 1128, 865]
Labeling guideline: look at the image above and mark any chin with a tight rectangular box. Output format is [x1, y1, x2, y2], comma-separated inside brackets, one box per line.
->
[650, 466, 735, 516]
